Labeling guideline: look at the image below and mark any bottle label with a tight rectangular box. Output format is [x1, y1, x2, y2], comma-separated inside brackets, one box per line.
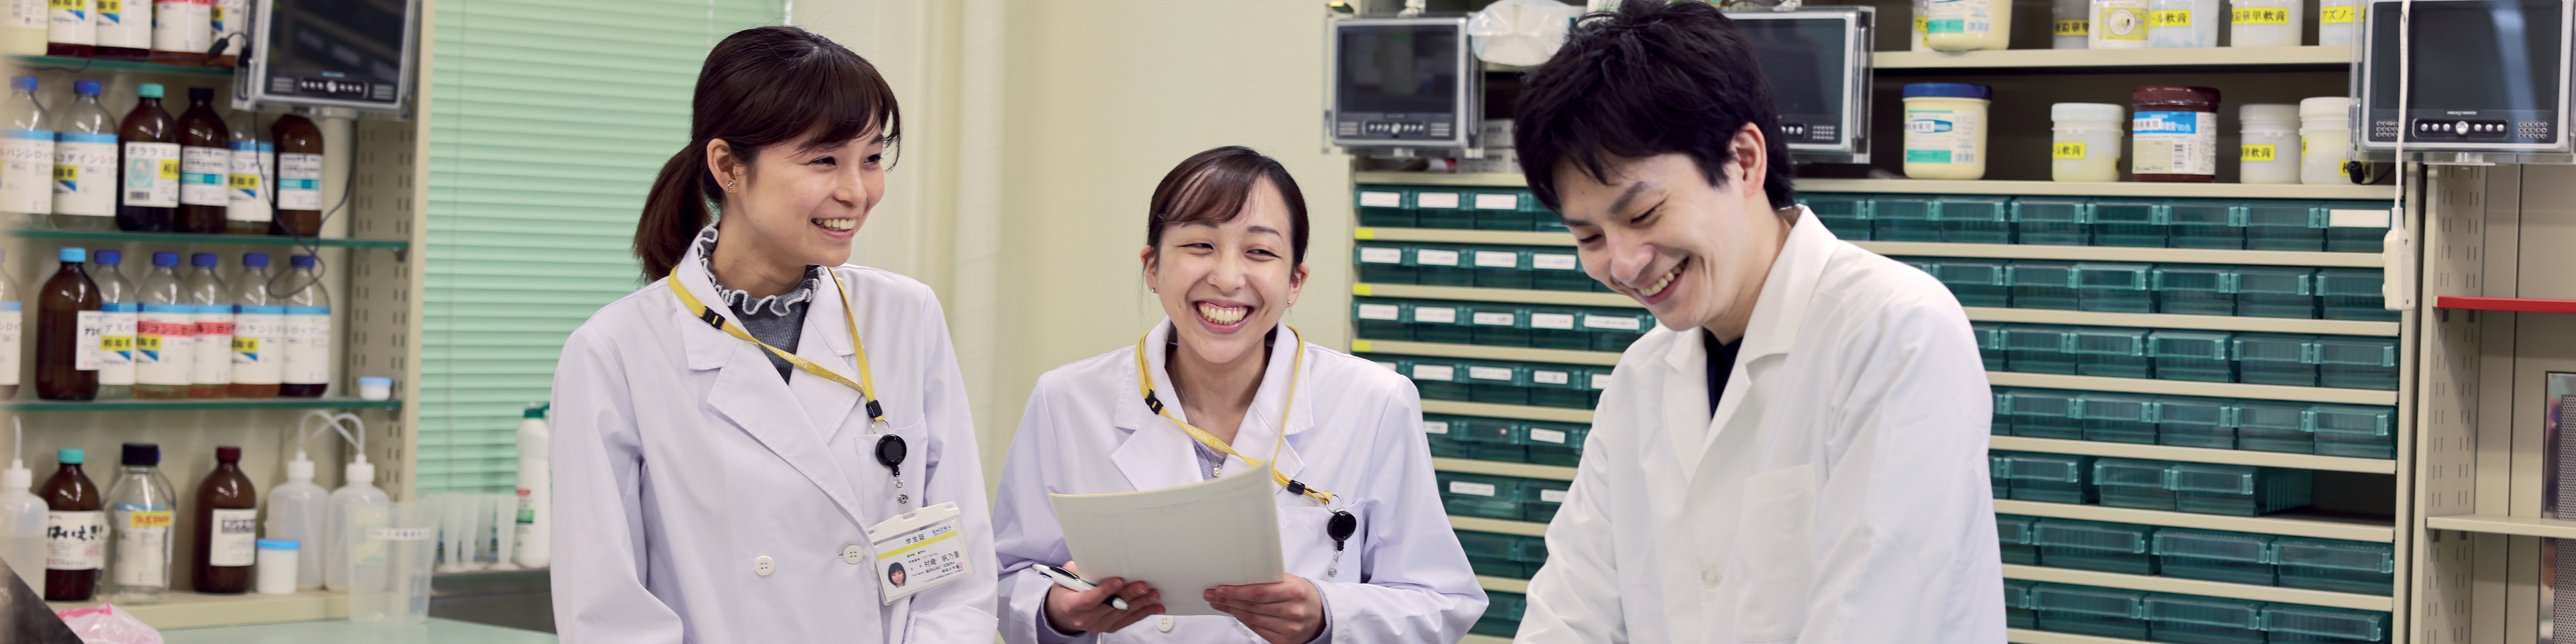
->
[93, 0, 145, 48]
[2147, 9, 2190, 25]
[2232, 7, 2288, 24]
[227, 142, 269, 222]
[99, 303, 136, 386]
[208, 508, 257, 567]
[193, 304, 233, 386]
[2053, 18, 2088, 35]
[49, 0, 91, 46]
[282, 306, 329, 385]
[231, 307, 283, 384]
[53, 134, 117, 217]
[75, 309, 101, 370]
[2094, 0, 2146, 40]
[0, 302, 17, 388]
[121, 141, 179, 208]
[1904, 109, 1981, 165]
[2133, 111, 2218, 176]
[150, 0, 210, 53]
[2054, 142, 2088, 159]
[2243, 144, 2279, 162]
[46, 510, 105, 570]
[1924, 0, 1991, 35]
[10, 0, 42, 30]
[136, 303, 194, 386]
[276, 152, 321, 211]
[2320, 3, 2355, 23]
[3, 130, 56, 215]
[178, 145, 227, 206]
[213, 0, 244, 55]
[111, 506, 170, 587]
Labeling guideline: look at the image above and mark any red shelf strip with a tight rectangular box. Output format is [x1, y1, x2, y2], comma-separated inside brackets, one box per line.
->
[2435, 297, 2576, 315]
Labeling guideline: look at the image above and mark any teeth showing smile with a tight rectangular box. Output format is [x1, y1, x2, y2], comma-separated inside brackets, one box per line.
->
[814, 218, 855, 231]
[1641, 260, 1685, 297]
[1197, 303, 1248, 325]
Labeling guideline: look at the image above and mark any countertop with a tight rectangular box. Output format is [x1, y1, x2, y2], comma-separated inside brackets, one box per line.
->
[160, 618, 557, 644]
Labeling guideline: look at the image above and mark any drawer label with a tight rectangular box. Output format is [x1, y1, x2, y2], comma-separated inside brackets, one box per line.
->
[1414, 250, 1460, 266]
[1413, 307, 1457, 323]
[1473, 193, 1519, 210]
[1411, 364, 1455, 381]
[1468, 366, 1513, 381]
[1530, 313, 1576, 330]
[1532, 370, 1570, 386]
[1584, 315, 1642, 331]
[1474, 251, 1519, 268]
[1359, 247, 1403, 264]
[1421, 421, 1449, 435]
[1532, 253, 1578, 270]
[1529, 428, 1568, 443]
[1358, 191, 1401, 207]
[1448, 481, 1498, 497]
[1416, 192, 1460, 209]
[1357, 304, 1400, 321]
[1472, 312, 1515, 326]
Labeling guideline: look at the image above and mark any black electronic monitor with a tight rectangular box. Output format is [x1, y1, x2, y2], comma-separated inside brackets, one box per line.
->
[236, 0, 421, 117]
[2359, 0, 2573, 155]
[1730, 8, 1875, 163]
[1330, 17, 1478, 149]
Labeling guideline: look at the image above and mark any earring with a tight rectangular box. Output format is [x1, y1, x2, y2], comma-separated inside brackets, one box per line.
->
[726, 180, 736, 191]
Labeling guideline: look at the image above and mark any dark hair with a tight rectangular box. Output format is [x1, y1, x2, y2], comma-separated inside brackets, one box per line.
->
[1514, 0, 1794, 217]
[1146, 146, 1311, 266]
[634, 25, 902, 279]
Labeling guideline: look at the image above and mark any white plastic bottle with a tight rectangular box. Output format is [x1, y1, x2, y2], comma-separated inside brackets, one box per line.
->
[264, 455, 327, 591]
[184, 253, 233, 398]
[2318, 0, 2360, 45]
[2228, 0, 2301, 46]
[5, 76, 52, 227]
[323, 460, 387, 591]
[91, 250, 133, 399]
[2090, 0, 2149, 48]
[2300, 97, 2357, 185]
[2052, 103, 2126, 182]
[0, 423, 46, 591]
[512, 404, 549, 569]
[1925, 0, 2010, 51]
[2239, 103, 2300, 184]
[2148, 0, 2218, 47]
[46, 0, 91, 55]
[2053, 0, 2091, 48]
[150, 0, 211, 58]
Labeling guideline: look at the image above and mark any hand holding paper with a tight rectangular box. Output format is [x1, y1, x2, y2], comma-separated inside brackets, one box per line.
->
[1048, 468, 1287, 616]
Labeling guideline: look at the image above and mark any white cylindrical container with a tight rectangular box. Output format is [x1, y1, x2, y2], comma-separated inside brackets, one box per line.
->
[0, 463, 46, 592]
[512, 404, 549, 569]
[1913, 0, 1933, 51]
[2055, 0, 2092, 48]
[1904, 83, 1994, 180]
[1925, 0, 2011, 51]
[2091, 0, 2149, 48]
[2149, 0, 2220, 47]
[2300, 97, 2357, 184]
[2318, 0, 2360, 45]
[2229, 0, 2301, 45]
[2053, 103, 2127, 182]
[255, 539, 297, 594]
[357, 376, 391, 400]
[2239, 103, 2300, 184]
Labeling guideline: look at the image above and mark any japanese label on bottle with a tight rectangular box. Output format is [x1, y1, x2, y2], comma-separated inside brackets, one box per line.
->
[3, 130, 55, 215]
[111, 506, 171, 587]
[13, 0, 50, 30]
[149, 0, 209, 53]
[47, 510, 105, 570]
[99, 302, 135, 386]
[231, 305, 282, 384]
[53, 133, 117, 217]
[2147, 9, 2190, 25]
[276, 152, 321, 210]
[1925, 0, 1992, 35]
[49, 0, 93, 46]
[2243, 144, 2279, 162]
[0, 303, 17, 388]
[282, 306, 329, 385]
[2133, 111, 2217, 176]
[2094, 0, 2146, 40]
[1904, 109, 1981, 165]
[178, 144, 227, 206]
[2054, 142, 2088, 159]
[2319, 2, 2355, 22]
[193, 303, 233, 386]
[75, 309, 101, 370]
[227, 141, 268, 222]
[2232, 7, 2288, 23]
[136, 303, 194, 386]
[208, 508, 257, 566]
[94, 0, 146, 49]
[2053, 18, 2088, 35]
[121, 141, 179, 208]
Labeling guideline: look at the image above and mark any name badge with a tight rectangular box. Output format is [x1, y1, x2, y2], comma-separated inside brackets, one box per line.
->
[868, 502, 971, 604]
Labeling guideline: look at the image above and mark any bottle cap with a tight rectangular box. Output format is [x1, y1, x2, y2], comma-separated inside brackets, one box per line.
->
[2134, 85, 2222, 107]
[137, 83, 163, 99]
[2241, 103, 2300, 124]
[2051, 103, 2125, 123]
[56, 448, 82, 465]
[10, 76, 33, 92]
[72, 80, 99, 96]
[215, 445, 241, 462]
[256, 539, 299, 551]
[1903, 83, 1992, 100]
[189, 87, 213, 101]
[1, 467, 27, 489]
[121, 442, 158, 467]
[58, 248, 85, 263]
[525, 403, 550, 419]
[360, 377, 393, 386]
[2301, 96, 2358, 121]
[286, 458, 314, 480]
[191, 252, 219, 268]
[153, 252, 180, 267]
[95, 250, 121, 265]
[346, 461, 375, 486]
[241, 253, 268, 268]
[290, 255, 316, 268]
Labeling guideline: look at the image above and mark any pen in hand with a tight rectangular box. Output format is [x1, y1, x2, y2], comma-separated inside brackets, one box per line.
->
[1040, 564, 1132, 610]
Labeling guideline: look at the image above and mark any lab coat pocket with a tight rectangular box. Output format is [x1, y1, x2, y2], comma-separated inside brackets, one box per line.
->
[1277, 505, 1350, 582]
[1735, 464, 1817, 643]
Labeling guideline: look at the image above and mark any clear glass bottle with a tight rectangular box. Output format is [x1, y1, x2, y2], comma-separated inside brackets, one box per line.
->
[91, 250, 135, 399]
[49, 80, 116, 231]
[183, 253, 231, 398]
[105, 442, 175, 604]
[132, 252, 191, 400]
[228, 254, 280, 398]
[5, 76, 54, 229]
[224, 107, 270, 235]
[280, 255, 331, 397]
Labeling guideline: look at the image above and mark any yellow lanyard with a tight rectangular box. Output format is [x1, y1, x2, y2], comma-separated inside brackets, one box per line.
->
[669, 265, 888, 424]
[1133, 325, 1335, 506]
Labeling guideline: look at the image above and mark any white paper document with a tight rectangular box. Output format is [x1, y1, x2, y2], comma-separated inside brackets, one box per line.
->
[1049, 469, 1285, 616]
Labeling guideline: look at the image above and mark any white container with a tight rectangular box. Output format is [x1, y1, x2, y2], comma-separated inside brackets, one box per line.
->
[2300, 97, 2357, 184]
[2055, 0, 2093, 48]
[1903, 84, 1994, 180]
[512, 404, 549, 569]
[2239, 103, 2301, 184]
[2053, 103, 2127, 182]
[1925, 0, 2010, 51]
[2149, 0, 2220, 47]
[345, 500, 433, 625]
[2228, 0, 2302, 46]
[323, 461, 388, 591]
[356, 376, 392, 400]
[265, 457, 327, 590]
[0, 462, 45, 592]
[255, 539, 297, 595]
[2318, 0, 2360, 45]
[1913, 0, 1933, 51]
[2091, 0, 2150, 48]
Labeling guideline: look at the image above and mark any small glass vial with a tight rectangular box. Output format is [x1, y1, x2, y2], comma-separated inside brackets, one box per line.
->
[2229, 0, 2302, 46]
[2300, 97, 2357, 184]
[2148, 0, 2219, 47]
[2091, 0, 2149, 48]
[2239, 104, 2300, 184]
[2053, 103, 2126, 182]
[1903, 83, 1994, 180]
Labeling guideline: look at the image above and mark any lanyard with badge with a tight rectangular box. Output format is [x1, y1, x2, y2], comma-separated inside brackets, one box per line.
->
[669, 265, 971, 602]
[1134, 326, 1362, 578]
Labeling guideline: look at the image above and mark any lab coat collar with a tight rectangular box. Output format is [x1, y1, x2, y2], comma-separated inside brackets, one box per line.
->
[1110, 319, 1313, 494]
[674, 242, 859, 370]
[1660, 206, 1835, 463]
[675, 242, 871, 530]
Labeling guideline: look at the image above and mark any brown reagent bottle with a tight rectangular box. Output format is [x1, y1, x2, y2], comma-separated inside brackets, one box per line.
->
[191, 445, 255, 593]
[270, 115, 323, 237]
[41, 448, 102, 601]
[35, 247, 101, 400]
[174, 88, 232, 234]
[115, 84, 177, 232]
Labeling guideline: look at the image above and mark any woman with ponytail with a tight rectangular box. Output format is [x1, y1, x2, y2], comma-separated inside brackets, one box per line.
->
[549, 25, 997, 643]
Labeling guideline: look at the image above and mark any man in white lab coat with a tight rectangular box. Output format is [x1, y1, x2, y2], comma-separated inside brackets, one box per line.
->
[1507, 2, 2004, 643]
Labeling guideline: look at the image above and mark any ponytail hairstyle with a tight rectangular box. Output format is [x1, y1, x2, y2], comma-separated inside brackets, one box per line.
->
[634, 25, 901, 280]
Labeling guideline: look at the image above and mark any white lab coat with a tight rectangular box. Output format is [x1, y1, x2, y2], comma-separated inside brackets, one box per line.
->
[549, 241, 998, 643]
[992, 321, 1486, 643]
[1517, 209, 2003, 644]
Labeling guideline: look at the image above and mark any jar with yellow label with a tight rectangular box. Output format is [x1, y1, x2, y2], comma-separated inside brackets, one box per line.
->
[2090, 0, 2149, 48]
[2300, 97, 2355, 184]
[2228, 0, 2301, 46]
[1904, 83, 1993, 180]
[1926, 0, 2012, 51]
[2148, 0, 2218, 47]
[2053, 103, 2125, 182]
[1913, 0, 1933, 51]
[2318, 0, 2361, 45]
[2239, 104, 2299, 184]
[2055, 0, 2091, 48]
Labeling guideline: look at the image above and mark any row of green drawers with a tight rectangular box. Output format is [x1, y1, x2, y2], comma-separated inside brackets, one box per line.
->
[1354, 243, 1607, 292]
[1458, 529, 1550, 580]
[1354, 185, 1566, 233]
[2009, 581, 2389, 643]
[1354, 297, 1648, 352]
[1803, 193, 2387, 253]
[1426, 413, 1589, 466]
[1360, 353, 1608, 410]
[1975, 323, 2400, 390]
[1991, 452, 2314, 517]
[1896, 258, 2395, 322]
[1473, 591, 1527, 637]
[1994, 388, 2396, 460]
[1438, 471, 1569, 523]
[1998, 515, 2393, 595]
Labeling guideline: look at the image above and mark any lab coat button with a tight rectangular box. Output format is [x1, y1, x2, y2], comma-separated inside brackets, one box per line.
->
[1701, 567, 1723, 588]
[843, 545, 865, 564]
[754, 556, 775, 576]
[1157, 615, 1175, 632]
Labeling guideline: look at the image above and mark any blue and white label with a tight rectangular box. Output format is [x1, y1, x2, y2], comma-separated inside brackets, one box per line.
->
[136, 303, 194, 386]
[179, 145, 229, 207]
[121, 141, 180, 208]
[282, 305, 330, 386]
[1904, 109, 1980, 165]
[276, 152, 322, 211]
[0, 301, 17, 388]
[1926, 0, 1995, 36]
[52, 133, 117, 217]
[231, 305, 284, 385]
[49, 0, 92, 46]
[191, 303, 233, 387]
[2131, 111, 2216, 176]
[3, 129, 54, 215]
[98, 302, 136, 386]
[227, 140, 270, 222]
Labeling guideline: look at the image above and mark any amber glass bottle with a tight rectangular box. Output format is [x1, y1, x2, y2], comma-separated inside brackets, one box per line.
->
[270, 115, 322, 237]
[35, 247, 100, 400]
[174, 88, 231, 234]
[191, 446, 255, 593]
[115, 84, 177, 232]
[41, 449, 102, 601]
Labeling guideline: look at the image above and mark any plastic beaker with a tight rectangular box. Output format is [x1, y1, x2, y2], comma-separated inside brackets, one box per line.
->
[346, 501, 435, 625]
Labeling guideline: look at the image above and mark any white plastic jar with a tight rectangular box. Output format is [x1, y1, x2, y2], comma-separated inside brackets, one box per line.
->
[2229, 0, 2302, 46]
[2300, 97, 2357, 184]
[2318, 0, 2361, 45]
[2055, 0, 2092, 48]
[1904, 83, 1994, 180]
[2239, 103, 2300, 184]
[2053, 103, 2126, 182]
[2091, 0, 2149, 48]
[2148, 0, 2219, 47]
[1926, 0, 2012, 51]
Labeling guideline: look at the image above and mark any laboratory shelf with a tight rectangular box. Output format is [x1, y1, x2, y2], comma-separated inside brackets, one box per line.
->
[1988, 436, 2398, 474]
[1802, 178, 2396, 201]
[2433, 296, 2576, 315]
[1478, 576, 1532, 594]
[1354, 171, 1526, 187]
[1354, 283, 1637, 309]
[2422, 514, 2576, 539]
[1964, 307, 2401, 337]
[1852, 241, 2383, 268]
[1450, 515, 1550, 537]
[2001, 564, 2394, 612]
[1460, 635, 1515, 644]
[9, 54, 237, 78]
[1357, 226, 1569, 246]
[1985, 372, 2400, 406]
[11, 229, 413, 250]
[1424, 400, 1595, 424]
[1353, 339, 1623, 367]
[1871, 45, 2353, 71]
[1436, 458, 1580, 482]
[1992, 499, 2394, 543]
[46, 589, 347, 630]
[6, 397, 402, 413]
[2007, 628, 2151, 644]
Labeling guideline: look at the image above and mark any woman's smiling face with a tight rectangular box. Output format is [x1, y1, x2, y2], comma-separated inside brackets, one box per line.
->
[1143, 178, 1308, 367]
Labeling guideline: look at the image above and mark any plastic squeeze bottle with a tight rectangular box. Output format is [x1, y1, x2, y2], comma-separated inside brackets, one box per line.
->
[264, 453, 327, 590]
[323, 460, 387, 590]
[513, 403, 551, 568]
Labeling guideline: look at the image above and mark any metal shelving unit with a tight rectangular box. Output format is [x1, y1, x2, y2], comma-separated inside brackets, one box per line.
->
[1985, 372, 2398, 405]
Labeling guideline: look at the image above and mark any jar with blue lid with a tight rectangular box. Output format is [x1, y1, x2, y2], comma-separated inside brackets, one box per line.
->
[1903, 83, 1994, 180]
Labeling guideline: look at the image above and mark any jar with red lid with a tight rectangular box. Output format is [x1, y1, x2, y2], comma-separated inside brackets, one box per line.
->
[2131, 86, 2221, 182]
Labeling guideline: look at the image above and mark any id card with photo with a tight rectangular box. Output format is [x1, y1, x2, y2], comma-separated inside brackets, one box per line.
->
[869, 501, 971, 604]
